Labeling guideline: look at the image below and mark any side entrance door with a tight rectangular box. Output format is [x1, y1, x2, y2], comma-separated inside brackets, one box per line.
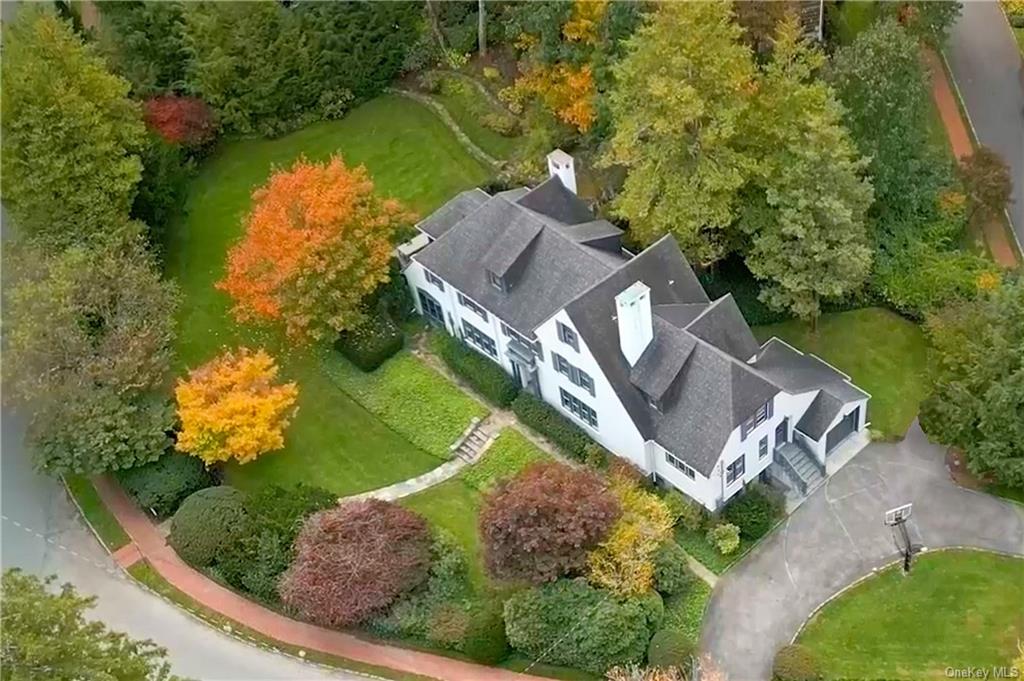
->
[417, 289, 444, 326]
[775, 417, 789, 446]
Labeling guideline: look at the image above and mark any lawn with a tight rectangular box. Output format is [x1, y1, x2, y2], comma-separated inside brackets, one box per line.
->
[400, 428, 551, 591]
[163, 95, 491, 497]
[674, 526, 754, 576]
[663, 579, 713, 645]
[797, 550, 1024, 678]
[754, 308, 928, 440]
[64, 475, 130, 551]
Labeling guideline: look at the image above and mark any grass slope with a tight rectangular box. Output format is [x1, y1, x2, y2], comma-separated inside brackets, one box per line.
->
[163, 96, 490, 497]
[64, 475, 130, 551]
[754, 308, 928, 439]
[798, 550, 1024, 678]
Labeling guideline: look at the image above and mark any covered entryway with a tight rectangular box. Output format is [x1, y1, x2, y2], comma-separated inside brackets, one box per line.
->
[826, 407, 859, 454]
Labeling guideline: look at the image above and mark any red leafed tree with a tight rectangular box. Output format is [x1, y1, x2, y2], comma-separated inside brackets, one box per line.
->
[217, 156, 416, 343]
[143, 96, 216, 147]
[479, 461, 620, 584]
[278, 499, 431, 627]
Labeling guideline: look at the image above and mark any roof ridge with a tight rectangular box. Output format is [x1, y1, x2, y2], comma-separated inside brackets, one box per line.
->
[560, 233, 679, 312]
[682, 294, 732, 330]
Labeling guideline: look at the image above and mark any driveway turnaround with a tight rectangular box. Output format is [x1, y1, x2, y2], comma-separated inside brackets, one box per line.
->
[701, 421, 1024, 681]
[945, 0, 1024, 252]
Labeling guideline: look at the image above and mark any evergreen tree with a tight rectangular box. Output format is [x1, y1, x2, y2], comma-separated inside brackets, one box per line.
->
[741, 15, 873, 325]
[96, 0, 188, 96]
[1, 6, 145, 249]
[604, 2, 756, 265]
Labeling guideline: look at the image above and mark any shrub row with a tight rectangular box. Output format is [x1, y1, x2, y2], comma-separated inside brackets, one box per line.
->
[432, 332, 520, 407]
[511, 392, 591, 460]
[334, 313, 404, 372]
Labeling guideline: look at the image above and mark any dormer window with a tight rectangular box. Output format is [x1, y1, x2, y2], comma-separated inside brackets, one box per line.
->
[487, 270, 505, 292]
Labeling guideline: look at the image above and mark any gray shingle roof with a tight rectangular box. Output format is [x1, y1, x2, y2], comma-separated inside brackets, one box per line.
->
[754, 339, 869, 403]
[796, 391, 845, 440]
[684, 295, 761, 361]
[653, 303, 710, 328]
[413, 190, 625, 334]
[516, 176, 595, 225]
[416, 189, 489, 239]
[630, 318, 697, 402]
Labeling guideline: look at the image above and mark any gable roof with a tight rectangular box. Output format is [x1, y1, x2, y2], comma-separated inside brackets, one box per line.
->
[416, 189, 489, 239]
[684, 296, 761, 361]
[754, 338, 869, 403]
[516, 176, 595, 225]
[796, 391, 845, 440]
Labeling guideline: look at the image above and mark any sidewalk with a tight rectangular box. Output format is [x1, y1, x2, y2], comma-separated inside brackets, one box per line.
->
[925, 48, 1019, 268]
[92, 476, 544, 681]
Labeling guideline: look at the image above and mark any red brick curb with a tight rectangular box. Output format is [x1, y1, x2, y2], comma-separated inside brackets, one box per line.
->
[91, 476, 543, 681]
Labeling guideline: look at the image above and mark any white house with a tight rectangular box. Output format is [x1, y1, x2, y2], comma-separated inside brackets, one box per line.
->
[401, 151, 869, 511]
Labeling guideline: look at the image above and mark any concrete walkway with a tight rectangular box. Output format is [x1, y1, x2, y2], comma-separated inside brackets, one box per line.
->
[945, 1, 1024, 256]
[92, 475, 546, 681]
[925, 48, 1019, 267]
[701, 421, 1024, 681]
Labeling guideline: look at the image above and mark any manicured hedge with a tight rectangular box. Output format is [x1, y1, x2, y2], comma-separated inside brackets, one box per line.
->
[169, 486, 250, 568]
[773, 644, 821, 681]
[647, 628, 695, 669]
[117, 451, 214, 518]
[334, 314, 404, 372]
[511, 393, 591, 460]
[432, 332, 520, 407]
[653, 542, 695, 597]
[721, 483, 784, 541]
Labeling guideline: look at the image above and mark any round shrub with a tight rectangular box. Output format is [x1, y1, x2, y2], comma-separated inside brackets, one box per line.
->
[117, 452, 214, 517]
[647, 629, 695, 669]
[334, 313, 404, 372]
[653, 542, 694, 597]
[772, 644, 821, 681]
[663, 490, 706, 532]
[279, 500, 431, 627]
[169, 486, 249, 567]
[503, 579, 649, 674]
[459, 602, 509, 664]
[480, 461, 620, 583]
[635, 590, 665, 636]
[722, 484, 784, 541]
[707, 523, 740, 556]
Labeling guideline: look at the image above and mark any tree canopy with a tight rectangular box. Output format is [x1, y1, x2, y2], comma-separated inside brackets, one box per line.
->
[1, 6, 146, 250]
[218, 156, 414, 343]
[920, 278, 1024, 487]
[1, 570, 183, 681]
[4, 239, 178, 474]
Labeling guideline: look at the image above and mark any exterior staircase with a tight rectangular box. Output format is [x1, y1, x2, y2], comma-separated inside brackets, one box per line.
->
[774, 442, 825, 497]
[450, 418, 492, 463]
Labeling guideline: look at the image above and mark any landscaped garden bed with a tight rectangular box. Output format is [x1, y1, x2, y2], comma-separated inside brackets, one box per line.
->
[796, 549, 1024, 678]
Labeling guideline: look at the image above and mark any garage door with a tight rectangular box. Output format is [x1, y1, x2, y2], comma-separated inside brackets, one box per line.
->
[826, 407, 859, 454]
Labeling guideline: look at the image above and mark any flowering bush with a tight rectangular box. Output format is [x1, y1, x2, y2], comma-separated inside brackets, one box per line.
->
[143, 96, 217, 147]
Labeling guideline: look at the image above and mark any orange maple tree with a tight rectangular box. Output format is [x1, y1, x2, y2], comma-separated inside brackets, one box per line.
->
[218, 156, 416, 343]
[175, 347, 299, 466]
[515, 63, 597, 133]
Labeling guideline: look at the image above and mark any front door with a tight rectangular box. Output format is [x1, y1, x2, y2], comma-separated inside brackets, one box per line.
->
[511, 362, 523, 388]
[775, 417, 789, 445]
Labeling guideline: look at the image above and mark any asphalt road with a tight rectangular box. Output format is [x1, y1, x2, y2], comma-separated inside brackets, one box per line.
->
[1, 409, 361, 681]
[945, 0, 1024, 253]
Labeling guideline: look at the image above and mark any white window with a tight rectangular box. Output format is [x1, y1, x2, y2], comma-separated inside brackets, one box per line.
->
[664, 451, 696, 480]
[457, 292, 488, 321]
[759, 435, 769, 459]
[559, 388, 597, 428]
[502, 323, 543, 360]
[741, 399, 774, 440]
[557, 321, 579, 352]
[425, 269, 445, 291]
[726, 456, 745, 484]
[553, 353, 595, 396]
[462, 320, 496, 358]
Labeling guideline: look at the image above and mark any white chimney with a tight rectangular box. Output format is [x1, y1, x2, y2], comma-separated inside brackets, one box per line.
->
[546, 149, 577, 195]
[615, 281, 653, 366]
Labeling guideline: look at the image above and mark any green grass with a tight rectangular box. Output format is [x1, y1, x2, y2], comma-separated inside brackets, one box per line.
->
[64, 475, 130, 551]
[797, 550, 1024, 679]
[165, 95, 491, 497]
[663, 579, 713, 644]
[499, 656, 600, 681]
[401, 428, 552, 591]
[321, 351, 488, 459]
[754, 308, 928, 440]
[986, 483, 1024, 505]
[127, 562, 437, 681]
[434, 74, 522, 160]
[674, 526, 753, 575]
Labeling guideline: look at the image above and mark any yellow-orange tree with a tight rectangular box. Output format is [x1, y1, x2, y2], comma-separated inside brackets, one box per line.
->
[587, 473, 673, 597]
[218, 156, 415, 343]
[175, 348, 299, 465]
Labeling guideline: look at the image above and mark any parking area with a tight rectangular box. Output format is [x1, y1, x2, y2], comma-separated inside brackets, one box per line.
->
[701, 421, 1024, 681]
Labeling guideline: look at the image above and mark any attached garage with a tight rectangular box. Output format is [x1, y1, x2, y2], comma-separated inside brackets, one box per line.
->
[826, 407, 860, 454]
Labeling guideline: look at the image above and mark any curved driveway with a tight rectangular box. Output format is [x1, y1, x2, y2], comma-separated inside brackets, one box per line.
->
[1, 410, 361, 681]
[700, 422, 1024, 681]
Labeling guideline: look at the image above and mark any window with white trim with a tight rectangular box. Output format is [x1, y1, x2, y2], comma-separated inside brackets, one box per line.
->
[664, 451, 696, 480]
[559, 388, 597, 428]
[552, 353, 595, 396]
[425, 269, 445, 291]
[457, 292, 488, 321]
[759, 435, 769, 459]
[502, 323, 543, 360]
[462, 320, 496, 358]
[557, 321, 579, 351]
[726, 456, 745, 484]
[740, 399, 773, 440]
